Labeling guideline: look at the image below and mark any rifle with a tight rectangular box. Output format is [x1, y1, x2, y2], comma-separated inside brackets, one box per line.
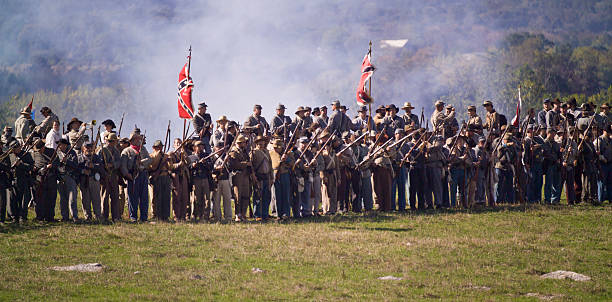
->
[336, 132, 368, 155]
[399, 129, 426, 167]
[93, 126, 101, 150]
[131, 130, 146, 181]
[307, 130, 337, 166]
[447, 122, 467, 160]
[163, 121, 171, 153]
[118, 112, 125, 137]
[576, 115, 595, 152]
[292, 128, 323, 169]
[420, 107, 424, 128]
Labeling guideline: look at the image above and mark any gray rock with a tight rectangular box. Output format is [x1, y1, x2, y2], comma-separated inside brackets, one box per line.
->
[525, 293, 563, 300]
[50, 263, 104, 272]
[540, 270, 591, 281]
[378, 275, 403, 280]
[251, 267, 265, 274]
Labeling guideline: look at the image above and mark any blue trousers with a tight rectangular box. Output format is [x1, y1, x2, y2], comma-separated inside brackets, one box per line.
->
[528, 162, 543, 203]
[254, 177, 271, 219]
[409, 166, 425, 210]
[544, 164, 561, 204]
[391, 167, 407, 211]
[425, 166, 443, 208]
[449, 167, 466, 207]
[598, 163, 611, 202]
[274, 173, 291, 218]
[127, 171, 149, 221]
[299, 177, 312, 217]
[562, 166, 576, 204]
[495, 168, 514, 203]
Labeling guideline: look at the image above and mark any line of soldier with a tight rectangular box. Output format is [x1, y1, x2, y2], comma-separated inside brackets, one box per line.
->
[1, 97, 611, 223]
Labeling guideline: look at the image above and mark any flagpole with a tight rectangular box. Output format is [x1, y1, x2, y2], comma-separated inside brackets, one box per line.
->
[366, 40, 373, 141]
[183, 46, 192, 142]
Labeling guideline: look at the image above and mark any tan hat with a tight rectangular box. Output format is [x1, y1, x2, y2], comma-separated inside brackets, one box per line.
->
[272, 139, 284, 148]
[194, 140, 205, 147]
[295, 106, 307, 114]
[216, 115, 228, 123]
[482, 100, 493, 107]
[235, 134, 248, 143]
[254, 135, 267, 143]
[601, 103, 610, 109]
[402, 102, 415, 110]
[152, 140, 164, 148]
[467, 105, 476, 111]
[434, 100, 445, 107]
[319, 130, 333, 139]
[20, 106, 32, 115]
[106, 133, 118, 142]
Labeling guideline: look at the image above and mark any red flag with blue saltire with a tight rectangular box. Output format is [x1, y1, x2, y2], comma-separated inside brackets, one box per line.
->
[356, 49, 375, 106]
[177, 57, 195, 119]
[511, 86, 521, 127]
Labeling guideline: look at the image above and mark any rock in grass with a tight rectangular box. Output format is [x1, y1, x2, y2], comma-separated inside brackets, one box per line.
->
[525, 293, 563, 300]
[378, 275, 403, 280]
[251, 267, 265, 274]
[540, 270, 591, 281]
[50, 263, 104, 272]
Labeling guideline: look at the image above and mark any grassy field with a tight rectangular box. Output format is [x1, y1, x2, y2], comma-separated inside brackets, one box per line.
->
[0, 203, 610, 301]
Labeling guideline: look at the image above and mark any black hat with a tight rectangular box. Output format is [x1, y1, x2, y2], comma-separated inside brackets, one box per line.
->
[543, 98, 551, 104]
[276, 104, 286, 110]
[312, 107, 320, 114]
[254, 104, 262, 110]
[357, 106, 367, 112]
[102, 119, 116, 128]
[198, 102, 208, 108]
[40, 106, 51, 113]
[58, 138, 70, 145]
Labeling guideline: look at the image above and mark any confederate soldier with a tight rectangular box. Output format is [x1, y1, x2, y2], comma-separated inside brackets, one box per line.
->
[560, 127, 578, 204]
[406, 130, 426, 210]
[228, 134, 253, 221]
[467, 105, 483, 134]
[373, 105, 387, 132]
[1, 126, 15, 145]
[34, 106, 59, 137]
[542, 129, 562, 204]
[336, 132, 356, 213]
[310, 141, 324, 215]
[483, 100, 501, 134]
[523, 125, 545, 203]
[372, 137, 394, 211]
[327, 100, 346, 135]
[293, 137, 315, 217]
[312, 107, 328, 129]
[0, 143, 10, 222]
[66, 118, 87, 154]
[424, 135, 446, 208]
[352, 106, 374, 132]
[472, 137, 488, 205]
[401, 102, 419, 127]
[294, 106, 313, 131]
[189, 141, 213, 221]
[319, 132, 339, 214]
[78, 142, 104, 221]
[559, 103, 576, 129]
[7, 141, 33, 222]
[599, 103, 611, 129]
[192, 102, 213, 152]
[211, 141, 233, 221]
[120, 131, 151, 222]
[383, 104, 405, 138]
[212, 115, 229, 147]
[495, 133, 516, 204]
[168, 138, 190, 221]
[271, 104, 293, 141]
[448, 136, 472, 208]
[567, 98, 582, 119]
[546, 98, 561, 131]
[320, 105, 329, 125]
[537, 98, 552, 128]
[270, 139, 292, 219]
[100, 119, 117, 146]
[148, 140, 172, 221]
[594, 125, 612, 203]
[251, 135, 273, 220]
[14, 106, 36, 142]
[99, 133, 122, 221]
[431, 100, 456, 138]
[243, 104, 269, 137]
[390, 129, 409, 211]
[578, 130, 598, 204]
[57, 138, 80, 221]
[31, 139, 59, 221]
[353, 131, 374, 212]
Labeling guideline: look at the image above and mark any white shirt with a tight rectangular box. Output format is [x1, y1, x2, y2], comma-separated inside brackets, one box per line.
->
[45, 128, 62, 149]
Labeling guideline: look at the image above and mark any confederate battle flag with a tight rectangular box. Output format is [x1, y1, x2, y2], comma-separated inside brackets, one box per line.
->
[177, 57, 195, 119]
[356, 49, 376, 106]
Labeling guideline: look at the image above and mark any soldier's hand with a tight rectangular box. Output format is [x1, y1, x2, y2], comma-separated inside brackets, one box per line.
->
[46, 164, 52, 170]
[280, 154, 287, 161]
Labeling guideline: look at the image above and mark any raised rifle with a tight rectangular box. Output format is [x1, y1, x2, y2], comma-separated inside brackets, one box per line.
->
[307, 130, 337, 166]
[292, 128, 323, 169]
[336, 132, 368, 156]
[163, 121, 171, 153]
[420, 107, 424, 128]
[118, 112, 125, 137]
[576, 114, 595, 152]
[131, 130, 146, 181]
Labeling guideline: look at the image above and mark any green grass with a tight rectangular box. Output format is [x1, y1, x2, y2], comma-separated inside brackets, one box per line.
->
[0, 204, 610, 301]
